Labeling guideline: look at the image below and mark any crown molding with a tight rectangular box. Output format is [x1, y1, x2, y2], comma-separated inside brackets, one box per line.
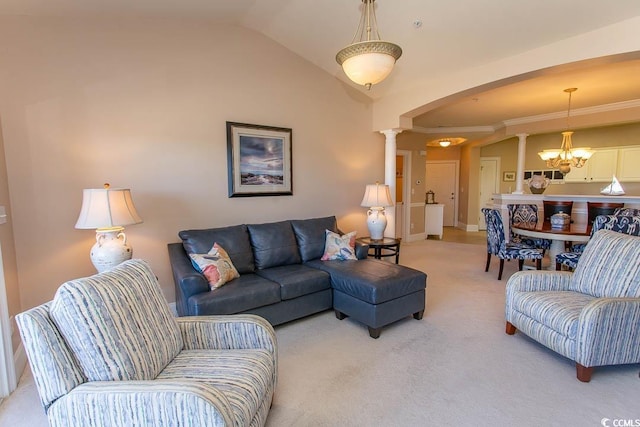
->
[502, 99, 640, 127]
[411, 125, 496, 135]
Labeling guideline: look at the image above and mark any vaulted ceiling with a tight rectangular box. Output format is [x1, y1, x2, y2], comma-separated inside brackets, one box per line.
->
[4, 0, 640, 145]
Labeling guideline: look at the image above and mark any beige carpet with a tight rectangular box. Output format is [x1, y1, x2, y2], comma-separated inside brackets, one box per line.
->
[1, 238, 638, 426]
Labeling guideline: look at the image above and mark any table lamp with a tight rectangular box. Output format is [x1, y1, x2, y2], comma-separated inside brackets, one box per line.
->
[361, 182, 393, 240]
[75, 183, 143, 272]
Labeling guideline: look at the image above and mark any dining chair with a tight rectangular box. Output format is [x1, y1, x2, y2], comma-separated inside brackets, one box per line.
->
[507, 204, 551, 251]
[614, 207, 640, 216]
[570, 207, 640, 255]
[482, 208, 543, 280]
[555, 214, 640, 270]
[587, 201, 624, 223]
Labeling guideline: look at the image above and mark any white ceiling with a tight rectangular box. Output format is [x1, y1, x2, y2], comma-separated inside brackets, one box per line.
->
[3, 0, 640, 144]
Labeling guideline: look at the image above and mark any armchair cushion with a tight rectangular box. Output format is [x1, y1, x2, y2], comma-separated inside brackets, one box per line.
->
[509, 291, 596, 339]
[49, 260, 183, 382]
[157, 349, 275, 427]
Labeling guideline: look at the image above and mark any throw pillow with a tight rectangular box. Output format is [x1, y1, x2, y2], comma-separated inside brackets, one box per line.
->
[321, 230, 357, 261]
[190, 243, 240, 289]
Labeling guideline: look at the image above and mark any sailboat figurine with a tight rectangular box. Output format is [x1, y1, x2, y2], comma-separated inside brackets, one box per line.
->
[600, 176, 625, 195]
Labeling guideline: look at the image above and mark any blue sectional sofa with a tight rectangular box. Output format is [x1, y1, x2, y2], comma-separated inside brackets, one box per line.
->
[168, 216, 427, 338]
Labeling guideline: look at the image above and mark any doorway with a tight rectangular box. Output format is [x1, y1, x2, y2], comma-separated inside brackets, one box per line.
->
[479, 157, 501, 230]
[396, 151, 411, 240]
[425, 160, 458, 227]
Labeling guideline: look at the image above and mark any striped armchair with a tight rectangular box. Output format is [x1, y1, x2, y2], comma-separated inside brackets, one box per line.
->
[16, 259, 277, 427]
[505, 230, 640, 382]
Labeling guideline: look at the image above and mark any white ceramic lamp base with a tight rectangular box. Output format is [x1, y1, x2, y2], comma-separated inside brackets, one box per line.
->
[90, 229, 133, 273]
[366, 208, 388, 240]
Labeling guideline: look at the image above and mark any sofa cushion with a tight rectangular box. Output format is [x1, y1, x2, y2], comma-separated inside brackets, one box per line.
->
[256, 264, 331, 300]
[189, 243, 240, 289]
[49, 260, 183, 382]
[180, 225, 255, 274]
[247, 221, 301, 269]
[187, 274, 281, 315]
[321, 230, 357, 261]
[157, 349, 275, 427]
[571, 230, 640, 298]
[307, 259, 426, 305]
[291, 216, 339, 262]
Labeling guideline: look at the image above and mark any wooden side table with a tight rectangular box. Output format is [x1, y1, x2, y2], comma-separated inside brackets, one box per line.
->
[356, 237, 401, 264]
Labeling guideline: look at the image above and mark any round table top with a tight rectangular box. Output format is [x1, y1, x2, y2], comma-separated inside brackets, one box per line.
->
[356, 237, 401, 246]
[512, 221, 591, 242]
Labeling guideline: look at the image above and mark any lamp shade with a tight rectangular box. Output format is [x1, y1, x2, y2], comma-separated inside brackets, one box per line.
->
[361, 183, 393, 208]
[340, 48, 398, 87]
[75, 186, 143, 230]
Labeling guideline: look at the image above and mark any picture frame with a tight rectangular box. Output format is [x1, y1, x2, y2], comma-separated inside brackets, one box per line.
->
[503, 171, 516, 182]
[226, 122, 293, 197]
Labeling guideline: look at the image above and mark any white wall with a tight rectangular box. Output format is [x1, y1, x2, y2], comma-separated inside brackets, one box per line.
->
[0, 16, 383, 309]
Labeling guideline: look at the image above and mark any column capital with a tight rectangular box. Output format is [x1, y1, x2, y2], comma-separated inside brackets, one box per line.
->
[380, 129, 403, 138]
[516, 133, 529, 139]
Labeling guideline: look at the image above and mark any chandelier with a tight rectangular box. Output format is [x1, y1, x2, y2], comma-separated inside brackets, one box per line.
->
[336, 0, 402, 90]
[537, 88, 593, 175]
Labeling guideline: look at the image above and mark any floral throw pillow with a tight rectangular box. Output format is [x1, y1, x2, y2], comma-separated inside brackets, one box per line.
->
[189, 243, 240, 290]
[321, 230, 357, 261]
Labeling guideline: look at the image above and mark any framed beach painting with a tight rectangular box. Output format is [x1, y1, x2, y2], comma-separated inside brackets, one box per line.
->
[226, 122, 293, 197]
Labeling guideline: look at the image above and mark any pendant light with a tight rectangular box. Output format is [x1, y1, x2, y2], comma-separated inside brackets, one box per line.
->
[336, 0, 402, 90]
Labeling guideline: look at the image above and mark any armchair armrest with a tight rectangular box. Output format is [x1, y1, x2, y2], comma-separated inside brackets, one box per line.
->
[506, 270, 573, 293]
[176, 314, 277, 382]
[48, 380, 234, 427]
[576, 298, 640, 368]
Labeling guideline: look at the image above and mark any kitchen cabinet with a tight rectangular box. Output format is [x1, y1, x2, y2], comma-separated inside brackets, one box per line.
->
[563, 149, 618, 183]
[617, 147, 640, 182]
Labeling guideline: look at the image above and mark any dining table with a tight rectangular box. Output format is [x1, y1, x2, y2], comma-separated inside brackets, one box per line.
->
[511, 221, 591, 270]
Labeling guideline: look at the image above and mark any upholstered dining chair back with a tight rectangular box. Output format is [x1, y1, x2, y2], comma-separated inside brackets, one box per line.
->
[482, 208, 505, 254]
[507, 204, 551, 249]
[614, 207, 640, 217]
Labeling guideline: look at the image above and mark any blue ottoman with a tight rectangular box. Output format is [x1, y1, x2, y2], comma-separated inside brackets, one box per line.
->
[308, 259, 427, 338]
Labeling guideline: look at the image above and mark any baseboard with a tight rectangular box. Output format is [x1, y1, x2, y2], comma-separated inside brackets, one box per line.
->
[168, 302, 177, 316]
[404, 233, 426, 242]
[456, 222, 479, 232]
[13, 342, 26, 382]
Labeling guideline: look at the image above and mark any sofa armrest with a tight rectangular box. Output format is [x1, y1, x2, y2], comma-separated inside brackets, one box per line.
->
[355, 242, 369, 260]
[576, 298, 640, 367]
[168, 243, 209, 316]
[48, 380, 234, 427]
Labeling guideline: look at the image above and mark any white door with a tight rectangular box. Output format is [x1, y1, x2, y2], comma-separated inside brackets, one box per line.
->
[425, 161, 458, 227]
[479, 157, 500, 230]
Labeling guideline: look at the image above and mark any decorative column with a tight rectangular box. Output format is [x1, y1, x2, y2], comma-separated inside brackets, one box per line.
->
[380, 129, 402, 238]
[514, 133, 528, 194]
